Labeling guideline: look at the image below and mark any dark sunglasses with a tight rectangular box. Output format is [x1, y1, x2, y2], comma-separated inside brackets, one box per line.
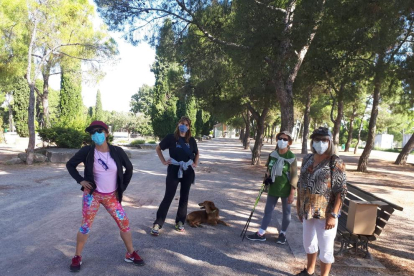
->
[97, 158, 108, 171]
[314, 138, 330, 143]
[90, 128, 105, 134]
[278, 137, 289, 142]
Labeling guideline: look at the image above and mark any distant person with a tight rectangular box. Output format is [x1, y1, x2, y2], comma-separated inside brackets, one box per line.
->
[295, 127, 347, 276]
[151, 116, 200, 235]
[247, 131, 298, 244]
[66, 121, 144, 272]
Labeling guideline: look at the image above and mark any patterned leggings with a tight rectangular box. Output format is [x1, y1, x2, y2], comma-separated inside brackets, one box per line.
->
[79, 190, 130, 234]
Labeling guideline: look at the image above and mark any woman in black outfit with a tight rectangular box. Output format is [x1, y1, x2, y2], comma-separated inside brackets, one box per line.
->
[151, 116, 199, 235]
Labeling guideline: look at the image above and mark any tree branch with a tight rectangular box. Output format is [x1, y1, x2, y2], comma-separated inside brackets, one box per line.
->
[386, 19, 414, 66]
[253, 0, 287, 13]
[174, 0, 249, 49]
[329, 88, 336, 124]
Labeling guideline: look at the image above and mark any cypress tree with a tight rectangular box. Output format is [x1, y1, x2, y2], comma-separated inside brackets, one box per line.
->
[95, 90, 103, 120]
[59, 60, 83, 124]
[12, 77, 30, 137]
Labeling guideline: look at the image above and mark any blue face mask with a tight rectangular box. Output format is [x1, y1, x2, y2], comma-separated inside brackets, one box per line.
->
[92, 132, 106, 145]
[179, 124, 188, 133]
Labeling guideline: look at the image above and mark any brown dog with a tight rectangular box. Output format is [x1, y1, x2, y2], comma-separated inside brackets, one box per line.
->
[186, 201, 229, 227]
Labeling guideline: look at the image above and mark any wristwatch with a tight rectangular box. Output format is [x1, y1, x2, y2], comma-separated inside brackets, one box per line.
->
[330, 212, 340, 218]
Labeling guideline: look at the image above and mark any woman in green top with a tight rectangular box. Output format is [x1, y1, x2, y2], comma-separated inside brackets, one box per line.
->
[247, 131, 298, 244]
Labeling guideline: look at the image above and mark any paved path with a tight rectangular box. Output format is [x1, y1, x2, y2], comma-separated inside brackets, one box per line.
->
[0, 138, 392, 276]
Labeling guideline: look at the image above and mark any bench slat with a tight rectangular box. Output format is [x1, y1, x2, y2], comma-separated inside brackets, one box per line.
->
[377, 209, 391, 221]
[347, 183, 403, 211]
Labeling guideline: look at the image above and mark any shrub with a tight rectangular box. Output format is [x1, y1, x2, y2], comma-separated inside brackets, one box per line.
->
[38, 126, 114, 148]
[130, 139, 146, 146]
[147, 140, 156, 144]
[38, 127, 87, 148]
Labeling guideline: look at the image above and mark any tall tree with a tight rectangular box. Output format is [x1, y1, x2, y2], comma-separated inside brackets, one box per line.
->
[59, 60, 83, 124]
[357, 1, 413, 172]
[12, 77, 30, 137]
[94, 0, 327, 132]
[130, 84, 154, 116]
[95, 90, 103, 120]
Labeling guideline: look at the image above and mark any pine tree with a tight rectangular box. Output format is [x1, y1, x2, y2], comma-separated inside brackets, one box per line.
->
[12, 77, 30, 137]
[59, 60, 83, 124]
[95, 90, 103, 120]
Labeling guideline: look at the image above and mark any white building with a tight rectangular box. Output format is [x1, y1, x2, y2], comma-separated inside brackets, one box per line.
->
[374, 134, 394, 149]
[403, 134, 413, 147]
[213, 123, 237, 138]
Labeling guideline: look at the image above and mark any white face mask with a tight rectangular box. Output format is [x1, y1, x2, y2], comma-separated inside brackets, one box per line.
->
[277, 139, 289, 149]
[313, 141, 329, 155]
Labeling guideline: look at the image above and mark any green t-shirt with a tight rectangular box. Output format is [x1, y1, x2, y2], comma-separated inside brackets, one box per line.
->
[266, 150, 295, 197]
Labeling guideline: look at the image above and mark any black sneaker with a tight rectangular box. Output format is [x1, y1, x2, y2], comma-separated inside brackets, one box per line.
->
[246, 232, 266, 241]
[295, 268, 314, 276]
[276, 233, 287, 244]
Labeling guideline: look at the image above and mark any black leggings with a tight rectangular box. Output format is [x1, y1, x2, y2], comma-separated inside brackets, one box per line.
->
[154, 168, 194, 227]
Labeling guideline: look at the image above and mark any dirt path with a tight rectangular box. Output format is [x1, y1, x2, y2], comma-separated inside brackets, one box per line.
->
[0, 138, 412, 276]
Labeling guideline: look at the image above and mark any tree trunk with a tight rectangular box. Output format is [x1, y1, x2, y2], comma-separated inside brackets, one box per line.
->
[242, 109, 250, 149]
[41, 67, 51, 128]
[270, 124, 275, 145]
[354, 118, 364, 155]
[26, 19, 38, 165]
[278, 83, 295, 132]
[331, 84, 344, 150]
[248, 105, 269, 165]
[8, 95, 13, 132]
[302, 89, 311, 154]
[240, 128, 244, 142]
[357, 54, 385, 172]
[344, 104, 357, 152]
[395, 133, 414, 165]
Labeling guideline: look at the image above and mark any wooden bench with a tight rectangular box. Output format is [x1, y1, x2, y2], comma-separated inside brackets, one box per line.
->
[335, 182, 403, 258]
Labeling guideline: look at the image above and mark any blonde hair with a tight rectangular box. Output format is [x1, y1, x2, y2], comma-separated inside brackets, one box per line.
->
[174, 116, 192, 143]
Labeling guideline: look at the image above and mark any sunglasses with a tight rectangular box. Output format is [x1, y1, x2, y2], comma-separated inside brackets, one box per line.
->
[97, 158, 108, 171]
[90, 128, 105, 134]
[314, 138, 330, 143]
[278, 137, 289, 141]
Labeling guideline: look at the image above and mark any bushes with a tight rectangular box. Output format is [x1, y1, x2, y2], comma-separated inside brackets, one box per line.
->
[130, 139, 146, 146]
[38, 126, 114, 148]
[38, 127, 88, 148]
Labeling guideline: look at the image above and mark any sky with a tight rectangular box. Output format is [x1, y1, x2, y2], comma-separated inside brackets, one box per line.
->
[49, 5, 156, 113]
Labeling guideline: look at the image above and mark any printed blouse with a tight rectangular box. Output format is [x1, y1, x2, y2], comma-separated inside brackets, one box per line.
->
[297, 154, 347, 220]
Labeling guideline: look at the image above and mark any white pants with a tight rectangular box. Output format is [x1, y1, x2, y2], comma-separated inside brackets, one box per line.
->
[302, 218, 338, 264]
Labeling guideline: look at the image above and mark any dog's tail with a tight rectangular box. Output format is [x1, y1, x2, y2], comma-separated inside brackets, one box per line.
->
[217, 219, 230, 226]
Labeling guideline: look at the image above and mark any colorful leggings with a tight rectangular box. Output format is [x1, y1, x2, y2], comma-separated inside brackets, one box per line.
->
[79, 190, 130, 234]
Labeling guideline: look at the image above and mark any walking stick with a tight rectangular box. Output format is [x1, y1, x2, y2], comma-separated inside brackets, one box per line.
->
[240, 182, 266, 241]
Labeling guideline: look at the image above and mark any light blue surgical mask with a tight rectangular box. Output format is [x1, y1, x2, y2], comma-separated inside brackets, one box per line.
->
[179, 124, 188, 133]
[92, 132, 106, 145]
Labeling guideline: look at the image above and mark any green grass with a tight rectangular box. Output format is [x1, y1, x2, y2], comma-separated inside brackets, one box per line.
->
[147, 140, 156, 144]
[374, 147, 414, 155]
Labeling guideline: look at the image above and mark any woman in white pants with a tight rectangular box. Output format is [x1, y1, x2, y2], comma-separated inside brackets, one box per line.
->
[295, 127, 347, 276]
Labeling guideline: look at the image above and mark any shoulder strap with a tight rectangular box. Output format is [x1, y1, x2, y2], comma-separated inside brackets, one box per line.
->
[302, 154, 313, 167]
[330, 154, 339, 185]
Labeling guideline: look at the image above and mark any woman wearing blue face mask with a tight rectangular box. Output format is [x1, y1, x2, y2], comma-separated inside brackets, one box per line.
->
[295, 127, 347, 276]
[151, 116, 199, 235]
[66, 121, 144, 272]
[247, 131, 298, 244]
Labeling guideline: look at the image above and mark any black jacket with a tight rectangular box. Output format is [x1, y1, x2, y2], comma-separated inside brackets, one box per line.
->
[66, 144, 133, 202]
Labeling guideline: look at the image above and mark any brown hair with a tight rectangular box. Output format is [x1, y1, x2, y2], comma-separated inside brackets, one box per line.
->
[174, 116, 192, 143]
